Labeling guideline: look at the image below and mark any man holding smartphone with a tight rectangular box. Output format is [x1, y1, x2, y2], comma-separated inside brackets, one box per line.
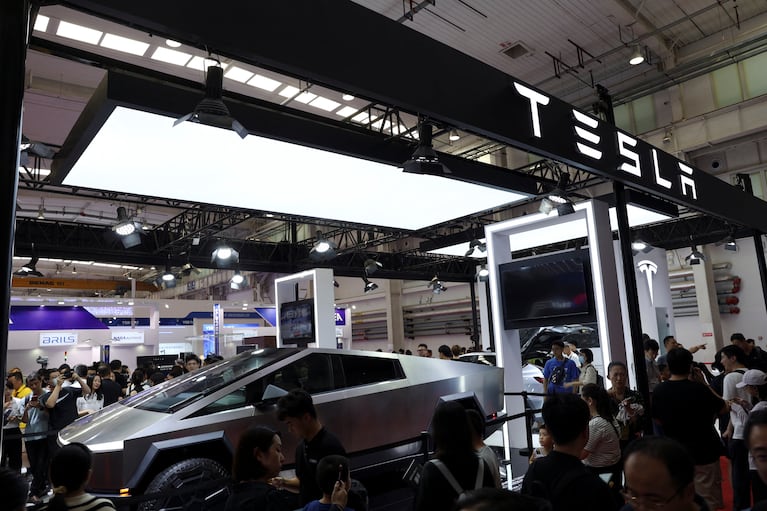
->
[21, 372, 49, 503]
[43, 366, 90, 456]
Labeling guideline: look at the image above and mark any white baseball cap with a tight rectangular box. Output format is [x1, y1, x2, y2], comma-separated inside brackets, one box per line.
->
[736, 369, 767, 388]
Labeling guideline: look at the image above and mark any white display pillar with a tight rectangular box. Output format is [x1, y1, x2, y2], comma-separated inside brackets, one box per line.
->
[275, 268, 336, 349]
[384, 280, 405, 352]
[485, 200, 626, 481]
[692, 246, 724, 354]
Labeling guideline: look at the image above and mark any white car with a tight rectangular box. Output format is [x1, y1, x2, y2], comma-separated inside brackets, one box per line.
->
[458, 352, 544, 424]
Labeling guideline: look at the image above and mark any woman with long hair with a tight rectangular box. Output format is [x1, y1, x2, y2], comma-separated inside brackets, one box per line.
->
[414, 401, 495, 511]
[77, 375, 103, 416]
[581, 383, 622, 488]
[127, 369, 146, 397]
[224, 426, 295, 511]
[43, 443, 115, 511]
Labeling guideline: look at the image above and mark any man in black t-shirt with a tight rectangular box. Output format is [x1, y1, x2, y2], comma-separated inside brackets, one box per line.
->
[275, 389, 346, 506]
[97, 364, 123, 406]
[652, 348, 727, 511]
[521, 393, 618, 511]
[43, 367, 89, 454]
[731, 332, 767, 371]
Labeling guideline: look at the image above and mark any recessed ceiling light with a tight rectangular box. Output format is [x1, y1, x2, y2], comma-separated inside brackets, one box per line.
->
[224, 66, 254, 83]
[371, 119, 391, 130]
[352, 112, 377, 125]
[100, 33, 150, 56]
[165, 39, 182, 48]
[342, 94, 355, 101]
[335, 106, 358, 118]
[293, 91, 318, 104]
[150, 47, 192, 66]
[33, 15, 49, 32]
[309, 96, 341, 112]
[56, 21, 103, 45]
[247, 74, 282, 92]
[278, 85, 300, 98]
[265, 213, 275, 218]
[186, 56, 228, 72]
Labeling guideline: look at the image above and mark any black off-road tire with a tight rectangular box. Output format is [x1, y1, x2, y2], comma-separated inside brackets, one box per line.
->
[138, 457, 229, 511]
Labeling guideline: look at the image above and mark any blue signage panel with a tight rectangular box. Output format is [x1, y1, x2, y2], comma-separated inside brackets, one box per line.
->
[10, 306, 109, 331]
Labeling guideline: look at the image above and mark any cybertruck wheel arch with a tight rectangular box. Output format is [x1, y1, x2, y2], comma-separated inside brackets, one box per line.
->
[127, 431, 234, 490]
[137, 457, 230, 511]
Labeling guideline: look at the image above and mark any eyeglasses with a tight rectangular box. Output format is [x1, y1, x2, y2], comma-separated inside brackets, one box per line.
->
[620, 486, 684, 509]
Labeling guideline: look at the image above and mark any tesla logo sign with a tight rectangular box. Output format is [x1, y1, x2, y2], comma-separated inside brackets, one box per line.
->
[514, 82, 699, 202]
[40, 332, 78, 346]
[637, 260, 659, 305]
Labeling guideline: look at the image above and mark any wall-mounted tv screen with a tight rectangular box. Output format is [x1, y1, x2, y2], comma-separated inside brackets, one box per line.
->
[279, 299, 315, 345]
[499, 249, 596, 329]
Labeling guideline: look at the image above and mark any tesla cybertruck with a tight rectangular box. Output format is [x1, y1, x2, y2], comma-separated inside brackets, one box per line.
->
[59, 347, 505, 507]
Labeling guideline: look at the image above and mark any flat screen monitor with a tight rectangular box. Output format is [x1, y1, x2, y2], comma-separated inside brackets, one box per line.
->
[499, 249, 596, 329]
[279, 299, 315, 345]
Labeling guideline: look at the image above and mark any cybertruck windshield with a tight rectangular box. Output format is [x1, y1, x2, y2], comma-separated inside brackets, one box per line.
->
[120, 348, 299, 413]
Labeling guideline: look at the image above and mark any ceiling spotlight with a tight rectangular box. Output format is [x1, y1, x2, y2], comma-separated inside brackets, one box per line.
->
[548, 173, 571, 204]
[37, 204, 45, 220]
[685, 245, 706, 265]
[662, 129, 672, 144]
[174, 65, 248, 139]
[556, 201, 576, 216]
[363, 276, 378, 293]
[211, 243, 239, 267]
[230, 270, 246, 290]
[448, 129, 461, 142]
[465, 239, 487, 257]
[161, 265, 176, 281]
[113, 206, 139, 236]
[364, 258, 382, 275]
[14, 256, 43, 277]
[631, 239, 654, 256]
[629, 45, 644, 65]
[725, 240, 738, 252]
[309, 231, 337, 261]
[180, 262, 201, 276]
[477, 265, 490, 281]
[333, 279, 340, 288]
[342, 93, 355, 101]
[539, 197, 555, 215]
[401, 121, 451, 175]
[428, 275, 447, 294]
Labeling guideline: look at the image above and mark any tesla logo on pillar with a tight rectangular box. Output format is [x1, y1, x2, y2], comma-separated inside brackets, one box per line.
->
[637, 260, 659, 305]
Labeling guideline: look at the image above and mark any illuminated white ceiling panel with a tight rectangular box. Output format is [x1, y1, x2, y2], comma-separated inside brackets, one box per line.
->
[62, 107, 529, 231]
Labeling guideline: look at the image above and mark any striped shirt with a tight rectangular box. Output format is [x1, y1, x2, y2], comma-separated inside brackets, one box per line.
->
[41, 494, 116, 511]
[583, 415, 621, 468]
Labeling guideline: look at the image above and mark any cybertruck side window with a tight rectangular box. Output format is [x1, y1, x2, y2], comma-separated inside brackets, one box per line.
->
[337, 355, 405, 388]
[247, 352, 336, 403]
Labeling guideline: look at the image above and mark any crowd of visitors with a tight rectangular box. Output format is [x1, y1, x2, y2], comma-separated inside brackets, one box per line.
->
[2, 352, 211, 505]
[7, 333, 767, 510]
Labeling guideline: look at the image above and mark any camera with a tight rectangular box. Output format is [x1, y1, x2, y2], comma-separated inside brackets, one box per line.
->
[36, 356, 48, 369]
[62, 370, 74, 380]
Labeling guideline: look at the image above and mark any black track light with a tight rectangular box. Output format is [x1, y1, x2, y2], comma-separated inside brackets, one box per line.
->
[401, 122, 450, 175]
[174, 65, 248, 138]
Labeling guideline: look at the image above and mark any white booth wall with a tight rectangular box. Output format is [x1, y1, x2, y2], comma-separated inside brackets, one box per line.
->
[673, 239, 767, 352]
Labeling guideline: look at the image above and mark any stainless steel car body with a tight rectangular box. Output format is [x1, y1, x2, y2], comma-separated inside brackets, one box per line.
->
[59, 348, 504, 496]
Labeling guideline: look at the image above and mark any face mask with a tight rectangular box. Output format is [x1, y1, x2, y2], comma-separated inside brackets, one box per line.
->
[51, 377, 59, 387]
[579, 355, 586, 364]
